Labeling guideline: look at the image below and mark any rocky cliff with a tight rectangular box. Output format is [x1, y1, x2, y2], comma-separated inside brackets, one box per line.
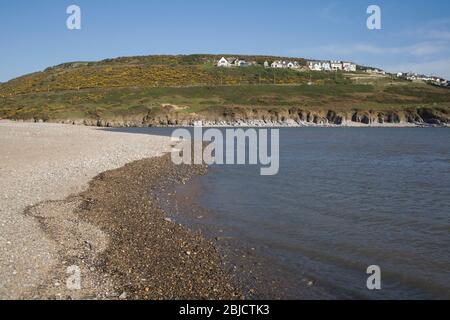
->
[41, 106, 450, 127]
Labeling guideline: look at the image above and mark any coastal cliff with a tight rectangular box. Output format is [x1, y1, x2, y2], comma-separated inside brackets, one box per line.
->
[36, 106, 450, 127]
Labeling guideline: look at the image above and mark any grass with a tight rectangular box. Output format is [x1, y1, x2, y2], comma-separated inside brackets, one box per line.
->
[1, 82, 450, 121]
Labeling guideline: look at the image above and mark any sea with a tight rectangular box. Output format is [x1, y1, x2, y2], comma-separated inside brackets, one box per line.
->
[110, 127, 450, 299]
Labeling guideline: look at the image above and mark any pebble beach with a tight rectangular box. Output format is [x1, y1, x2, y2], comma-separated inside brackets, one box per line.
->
[0, 121, 237, 299]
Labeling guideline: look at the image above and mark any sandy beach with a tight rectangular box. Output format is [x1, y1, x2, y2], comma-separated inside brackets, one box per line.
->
[0, 121, 237, 299]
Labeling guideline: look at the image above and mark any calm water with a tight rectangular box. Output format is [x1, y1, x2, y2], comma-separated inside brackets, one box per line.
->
[111, 127, 450, 299]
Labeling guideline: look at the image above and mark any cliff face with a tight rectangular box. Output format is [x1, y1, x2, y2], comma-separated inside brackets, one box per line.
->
[50, 106, 449, 127]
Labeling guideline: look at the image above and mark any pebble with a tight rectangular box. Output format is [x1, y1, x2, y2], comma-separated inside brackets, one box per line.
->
[119, 292, 127, 300]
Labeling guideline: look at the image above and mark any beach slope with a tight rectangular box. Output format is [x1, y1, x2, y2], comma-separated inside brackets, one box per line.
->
[0, 121, 171, 299]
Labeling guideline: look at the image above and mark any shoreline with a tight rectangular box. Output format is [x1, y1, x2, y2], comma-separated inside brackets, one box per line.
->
[1, 121, 449, 299]
[2, 121, 236, 299]
[160, 174, 330, 299]
[25, 154, 240, 300]
[7, 118, 450, 128]
[0, 120, 378, 300]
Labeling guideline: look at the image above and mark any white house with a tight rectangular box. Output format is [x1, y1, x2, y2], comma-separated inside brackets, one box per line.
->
[217, 57, 253, 68]
[322, 62, 331, 71]
[308, 61, 332, 71]
[287, 61, 300, 69]
[217, 57, 235, 68]
[217, 57, 229, 67]
[330, 61, 343, 71]
[264, 61, 270, 68]
[430, 76, 445, 84]
[271, 60, 300, 69]
[366, 68, 386, 75]
[271, 60, 285, 68]
[308, 61, 322, 71]
[234, 59, 248, 67]
[308, 60, 358, 72]
[419, 75, 433, 81]
[342, 62, 357, 72]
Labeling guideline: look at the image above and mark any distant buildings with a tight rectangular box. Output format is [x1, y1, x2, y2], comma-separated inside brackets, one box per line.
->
[217, 57, 364, 73]
[365, 68, 386, 75]
[217, 57, 301, 70]
[396, 72, 449, 87]
[215, 56, 449, 87]
[217, 57, 256, 68]
[217, 57, 358, 72]
[330, 60, 343, 71]
[270, 60, 301, 69]
[307, 60, 356, 72]
[217, 57, 234, 68]
[342, 62, 357, 72]
[307, 61, 330, 71]
[235, 59, 249, 67]
[270, 60, 284, 68]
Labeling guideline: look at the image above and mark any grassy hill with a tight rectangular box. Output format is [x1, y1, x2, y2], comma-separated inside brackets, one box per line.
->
[0, 54, 310, 95]
[0, 54, 449, 125]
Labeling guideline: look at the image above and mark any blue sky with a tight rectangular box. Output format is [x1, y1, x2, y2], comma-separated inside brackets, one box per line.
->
[1, 0, 450, 82]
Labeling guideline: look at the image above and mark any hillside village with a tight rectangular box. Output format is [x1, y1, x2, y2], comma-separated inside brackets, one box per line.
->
[216, 56, 450, 88]
[361, 67, 449, 87]
[217, 56, 357, 72]
[307, 60, 356, 72]
[396, 72, 449, 87]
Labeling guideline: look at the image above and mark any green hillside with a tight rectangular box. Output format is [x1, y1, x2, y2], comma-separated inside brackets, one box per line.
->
[0, 54, 449, 125]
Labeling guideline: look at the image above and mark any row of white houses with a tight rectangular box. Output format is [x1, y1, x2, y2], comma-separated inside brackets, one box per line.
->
[269, 60, 301, 69]
[307, 60, 357, 72]
[217, 57, 357, 72]
[216, 57, 449, 86]
[397, 72, 449, 86]
[217, 57, 256, 68]
[217, 57, 302, 69]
